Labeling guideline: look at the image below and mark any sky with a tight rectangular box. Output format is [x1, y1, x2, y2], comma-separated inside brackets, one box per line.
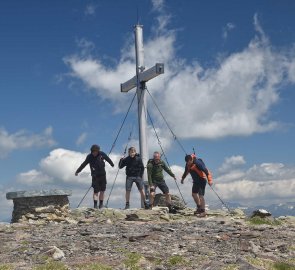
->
[0, 0, 295, 222]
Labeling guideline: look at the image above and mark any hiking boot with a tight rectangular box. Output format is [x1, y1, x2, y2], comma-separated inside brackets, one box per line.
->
[124, 203, 130, 210]
[144, 202, 149, 209]
[197, 211, 207, 218]
[193, 208, 202, 215]
[168, 205, 177, 214]
[99, 203, 104, 209]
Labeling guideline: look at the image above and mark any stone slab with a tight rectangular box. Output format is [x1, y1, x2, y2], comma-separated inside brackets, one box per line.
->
[6, 189, 72, 200]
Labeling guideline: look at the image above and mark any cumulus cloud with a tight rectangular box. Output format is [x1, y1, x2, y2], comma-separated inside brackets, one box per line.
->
[0, 126, 56, 159]
[64, 8, 295, 142]
[218, 155, 246, 173]
[215, 159, 295, 205]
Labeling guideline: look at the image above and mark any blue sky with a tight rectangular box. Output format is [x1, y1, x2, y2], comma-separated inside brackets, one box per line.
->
[1, 0, 295, 221]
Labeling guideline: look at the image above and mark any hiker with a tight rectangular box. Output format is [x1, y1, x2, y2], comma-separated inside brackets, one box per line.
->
[75, 144, 114, 209]
[181, 154, 213, 217]
[118, 147, 147, 209]
[147, 151, 177, 212]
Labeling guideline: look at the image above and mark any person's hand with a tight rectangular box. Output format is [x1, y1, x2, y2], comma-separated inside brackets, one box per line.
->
[208, 181, 213, 186]
[173, 176, 177, 180]
[111, 164, 114, 167]
[75, 172, 78, 176]
[181, 179, 184, 184]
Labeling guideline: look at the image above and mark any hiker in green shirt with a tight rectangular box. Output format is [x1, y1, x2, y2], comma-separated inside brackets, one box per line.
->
[147, 151, 177, 212]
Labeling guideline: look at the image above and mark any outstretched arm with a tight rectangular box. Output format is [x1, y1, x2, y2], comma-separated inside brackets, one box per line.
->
[75, 156, 89, 175]
[162, 161, 176, 179]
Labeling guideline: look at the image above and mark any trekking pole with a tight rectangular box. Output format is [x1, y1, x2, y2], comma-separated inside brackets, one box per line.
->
[77, 185, 92, 208]
[209, 185, 231, 212]
[105, 126, 134, 208]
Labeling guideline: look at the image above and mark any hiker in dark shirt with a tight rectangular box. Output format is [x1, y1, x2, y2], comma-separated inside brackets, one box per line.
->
[75, 144, 114, 209]
[119, 147, 147, 209]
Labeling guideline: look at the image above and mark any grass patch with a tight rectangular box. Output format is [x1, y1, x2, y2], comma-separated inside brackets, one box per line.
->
[75, 263, 112, 270]
[167, 255, 189, 267]
[123, 252, 142, 270]
[246, 256, 295, 270]
[0, 265, 13, 270]
[273, 262, 295, 270]
[247, 217, 281, 226]
[33, 260, 68, 270]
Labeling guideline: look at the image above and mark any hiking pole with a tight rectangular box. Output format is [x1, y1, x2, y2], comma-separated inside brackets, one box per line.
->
[77, 185, 92, 208]
[209, 185, 231, 212]
[105, 126, 134, 208]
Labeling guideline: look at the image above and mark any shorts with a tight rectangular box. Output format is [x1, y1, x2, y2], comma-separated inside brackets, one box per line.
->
[92, 175, 107, 193]
[150, 181, 169, 194]
[126, 176, 144, 191]
[192, 179, 206, 196]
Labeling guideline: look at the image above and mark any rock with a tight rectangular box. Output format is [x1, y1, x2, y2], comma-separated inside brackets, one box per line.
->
[43, 246, 65, 260]
[251, 209, 272, 218]
[153, 194, 186, 210]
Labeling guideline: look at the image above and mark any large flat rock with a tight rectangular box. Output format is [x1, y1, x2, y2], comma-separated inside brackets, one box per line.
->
[6, 189, 72, 200]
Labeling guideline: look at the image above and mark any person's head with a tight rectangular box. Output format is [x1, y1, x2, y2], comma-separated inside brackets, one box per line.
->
[185, 154, 195, 166]
[153, 151, 161, 163]
[128, 147, 136, 158]
[90, 144, 100, 156]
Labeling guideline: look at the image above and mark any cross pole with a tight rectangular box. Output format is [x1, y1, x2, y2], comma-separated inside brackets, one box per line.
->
[121, 24, 164, 203]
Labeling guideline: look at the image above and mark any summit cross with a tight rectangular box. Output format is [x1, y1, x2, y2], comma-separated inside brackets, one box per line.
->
[120, 24, 164, 198]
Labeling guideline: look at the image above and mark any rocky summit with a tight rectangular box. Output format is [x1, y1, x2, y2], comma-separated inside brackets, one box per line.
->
[0, 207, 294, 270]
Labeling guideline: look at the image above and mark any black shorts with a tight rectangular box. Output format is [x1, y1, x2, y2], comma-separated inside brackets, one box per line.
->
[192, 180, 206, 196]
[151, 181, 169, 194]
[92, 175, 107, 193]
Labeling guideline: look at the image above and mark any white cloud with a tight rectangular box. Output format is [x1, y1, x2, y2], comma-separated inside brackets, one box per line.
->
[76, 132, 87, 146]
[64, 10, 295, 141]
[214, 159, 295, 205]
[218, 155, 246, 173]
[222, 22, 236, 40]
[0, 126, 56, 159]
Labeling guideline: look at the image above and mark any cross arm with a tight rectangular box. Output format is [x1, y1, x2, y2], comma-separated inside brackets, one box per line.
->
[121, 63, 164, 92]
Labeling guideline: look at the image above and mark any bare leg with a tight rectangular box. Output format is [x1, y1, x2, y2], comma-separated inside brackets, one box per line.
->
[149, 192, 155, 207]
[199, 195, 205, 210]
[125, 190, 131, 203]
[139, 189, 146, 206]
[93, 192, 98, 208]
[99, 191, 104, 201]
[165, 193, 172, 206]
[192, 193, 200, 206]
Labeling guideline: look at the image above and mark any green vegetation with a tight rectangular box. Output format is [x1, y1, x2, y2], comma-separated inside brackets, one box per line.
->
[33, 260, 68, 270]
[273, 262, 295, 270]
[246, 256, 295, 270]
[75, 263, 112, 270]
[247, 217, 281, 226]
[167, 255, 189, 267]
[0, 265, 13, 270]
[123, 252, 142, 270]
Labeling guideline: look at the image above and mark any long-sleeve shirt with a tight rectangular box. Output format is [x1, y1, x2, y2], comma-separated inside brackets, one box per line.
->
[75, 151, 114, 176]
[118, 154, 144, 177]
[147, 159, 175, 185]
